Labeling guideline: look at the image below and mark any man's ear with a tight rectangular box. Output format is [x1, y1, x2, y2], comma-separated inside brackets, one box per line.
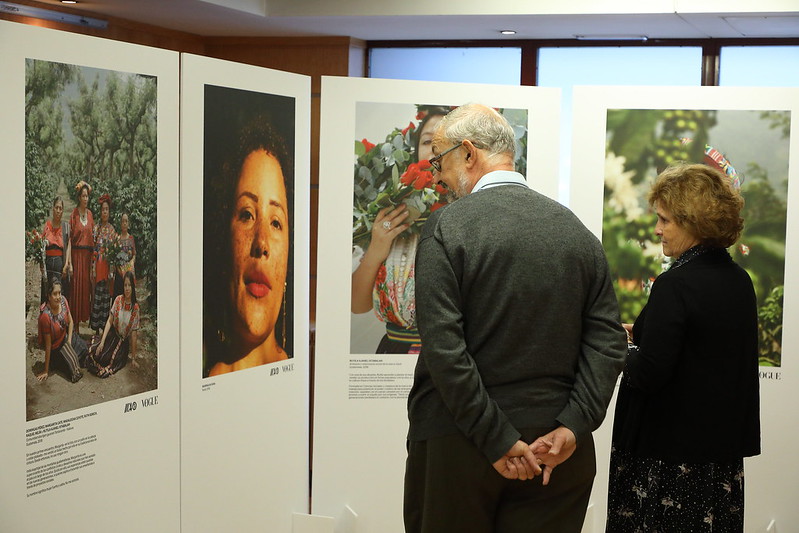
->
[462, 140, 478, 168]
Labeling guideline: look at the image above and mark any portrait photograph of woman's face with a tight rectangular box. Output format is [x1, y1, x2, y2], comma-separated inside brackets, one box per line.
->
[202, 85, 296, 378]
[228, 149, 289, 349]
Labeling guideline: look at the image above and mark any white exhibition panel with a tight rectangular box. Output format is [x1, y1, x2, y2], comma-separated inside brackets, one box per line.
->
[313, 76, 561, 532]
[179, 53, 311, 532]
[570, 86, 799, 532]
[0, 21, 181, 532]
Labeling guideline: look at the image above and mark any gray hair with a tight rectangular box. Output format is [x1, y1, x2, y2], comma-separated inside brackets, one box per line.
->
[437, 104, 515, 160]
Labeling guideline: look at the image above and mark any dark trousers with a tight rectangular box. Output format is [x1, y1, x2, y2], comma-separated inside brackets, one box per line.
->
[404, 428, 596, 533]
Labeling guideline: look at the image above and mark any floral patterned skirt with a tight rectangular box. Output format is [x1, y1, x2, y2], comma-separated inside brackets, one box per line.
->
[606, 448, 744, 533]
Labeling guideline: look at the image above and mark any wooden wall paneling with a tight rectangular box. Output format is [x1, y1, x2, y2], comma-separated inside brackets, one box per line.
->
[0, 0, 205, 53]
[204, 36, 365, 91]
[310, 96, 320, 322]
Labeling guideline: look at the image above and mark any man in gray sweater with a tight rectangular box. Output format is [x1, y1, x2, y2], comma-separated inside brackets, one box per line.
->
[404, 104, 627, 532]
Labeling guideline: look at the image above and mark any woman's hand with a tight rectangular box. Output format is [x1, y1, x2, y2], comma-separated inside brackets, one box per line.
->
[350, 205, 410, 314]
[367, 205, 410, 264]
[97, 339, 105, 353]
[36, 371, 48, 382]
[622, 323, 634, 344]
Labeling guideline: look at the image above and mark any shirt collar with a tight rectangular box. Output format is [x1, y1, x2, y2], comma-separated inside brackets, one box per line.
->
[470, 170, 529, 194]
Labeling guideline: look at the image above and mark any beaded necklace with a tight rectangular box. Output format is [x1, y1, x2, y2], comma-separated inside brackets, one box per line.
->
[667, 244, 712, 271]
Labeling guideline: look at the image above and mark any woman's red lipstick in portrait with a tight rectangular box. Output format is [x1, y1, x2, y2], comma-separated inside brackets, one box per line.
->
[245, 270, 272, 298]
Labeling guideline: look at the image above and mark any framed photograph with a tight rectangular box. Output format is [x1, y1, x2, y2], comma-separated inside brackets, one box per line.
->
[24, 60, 160, 418]
[0, 20, 180, 532]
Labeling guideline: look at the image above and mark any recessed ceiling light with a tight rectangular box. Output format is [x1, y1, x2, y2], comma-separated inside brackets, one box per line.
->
[500, 30, 516, 35]
[575, 34, 648, 41]
[61, 1, 78, 4]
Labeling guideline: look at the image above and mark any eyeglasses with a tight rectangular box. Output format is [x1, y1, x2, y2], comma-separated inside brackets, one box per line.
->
[428, 144, 463, 173]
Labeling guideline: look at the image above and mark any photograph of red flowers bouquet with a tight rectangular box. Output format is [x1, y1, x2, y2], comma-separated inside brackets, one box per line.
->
[352, 103, 528, 250]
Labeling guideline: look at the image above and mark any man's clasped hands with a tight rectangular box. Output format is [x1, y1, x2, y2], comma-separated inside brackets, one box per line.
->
[492, 426, 577, 485]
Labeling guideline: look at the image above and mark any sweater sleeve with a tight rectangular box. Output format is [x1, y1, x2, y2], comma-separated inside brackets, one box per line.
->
[555, 243, 627, 437]
[624, 274, 687, 392]
[415, 216, 520, 463]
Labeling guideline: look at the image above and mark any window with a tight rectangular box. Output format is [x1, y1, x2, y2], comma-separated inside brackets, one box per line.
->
[365, 41, 799, 203]
[369, 47, 522, 85]
[537, 46, 702, 203]
[720, 46, 799, 86]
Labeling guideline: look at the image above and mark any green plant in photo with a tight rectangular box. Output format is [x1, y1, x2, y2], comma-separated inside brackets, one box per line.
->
[25, 60, 159, 314]
[757, 285, 783, 367]
[352, 125, 444, 251]
[352, 106, 528, 251]
[604, 108, 789, 367]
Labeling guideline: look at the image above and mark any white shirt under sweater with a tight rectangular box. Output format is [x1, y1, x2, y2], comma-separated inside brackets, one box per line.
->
[470, 169, 529, 193]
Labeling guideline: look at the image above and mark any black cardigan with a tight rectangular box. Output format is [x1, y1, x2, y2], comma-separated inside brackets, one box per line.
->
[612, 247, 761, 463]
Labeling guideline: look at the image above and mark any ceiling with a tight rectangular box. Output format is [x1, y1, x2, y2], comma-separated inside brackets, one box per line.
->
[12, 0, 799, 41]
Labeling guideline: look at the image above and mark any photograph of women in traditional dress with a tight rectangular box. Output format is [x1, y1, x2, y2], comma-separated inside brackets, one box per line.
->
[25, 59, 159, 420]
[602, 108, 790, 367]
[350, 102, 528, 354]
[86, 271, 141, 378]
[202, 85, 295, 377]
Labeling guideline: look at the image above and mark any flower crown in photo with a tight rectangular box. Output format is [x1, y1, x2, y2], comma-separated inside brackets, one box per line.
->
[74, 179, 93, 197]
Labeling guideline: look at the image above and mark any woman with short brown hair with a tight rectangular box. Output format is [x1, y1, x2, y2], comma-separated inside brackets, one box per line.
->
[607, 163, 760, 533]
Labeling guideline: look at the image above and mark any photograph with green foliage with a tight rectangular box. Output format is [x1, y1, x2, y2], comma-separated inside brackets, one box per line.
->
[603, 108, 790, 367]
[25, 59, 159, 419]
[353, 104, 528, 250]
[349, 102, 528, 354]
